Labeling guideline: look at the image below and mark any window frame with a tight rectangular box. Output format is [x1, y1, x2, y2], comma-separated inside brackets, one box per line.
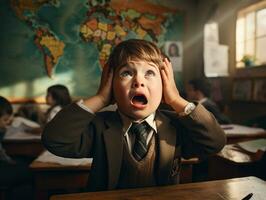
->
[235, 1, 266, 70]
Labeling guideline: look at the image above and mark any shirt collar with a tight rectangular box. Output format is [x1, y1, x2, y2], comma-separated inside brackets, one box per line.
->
[118, 111, 157, 136]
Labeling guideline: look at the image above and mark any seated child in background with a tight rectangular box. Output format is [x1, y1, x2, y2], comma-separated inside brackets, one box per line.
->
[42, 39, 226, 191]
[8, 100, 43, 135]
[9, 85, 72, 136]
[12, 85, 72, 135]
[15, 99, 44, 125]
[0, 96, 15, 164]
[0, 96, 33, 193]
[45, 84, 72, 123]
[186, 78, 231, 124]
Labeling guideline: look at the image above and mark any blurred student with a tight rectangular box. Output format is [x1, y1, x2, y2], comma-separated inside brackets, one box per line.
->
[19, 84, 72, 135]
[15, 99, 44, 125]
[11, 100, 44, 134]
[0, 96, 15, 164]
[45, 84, 72, 123]
[185, 79, 230, 181]
[186, 78, 231, 124]
[0, 96, 32, 197]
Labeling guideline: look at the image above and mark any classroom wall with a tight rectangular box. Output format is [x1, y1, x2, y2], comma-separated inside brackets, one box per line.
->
[192, 0, 266, 123]
[1, 0, 265, 123]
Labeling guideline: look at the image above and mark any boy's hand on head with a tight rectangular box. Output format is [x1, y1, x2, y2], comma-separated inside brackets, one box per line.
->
[160, 58, 179, 104]
[160, 58, 188, 113]
[83, 63, 113, 112]
[96, 62, 114, 107]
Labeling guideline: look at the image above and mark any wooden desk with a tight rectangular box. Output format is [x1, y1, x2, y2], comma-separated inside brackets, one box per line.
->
[2, 138, 44, 158]
[30, 157, 92, 200]
[51, 176, 266, 200]
[227, 133, 266, 144]
[3, 128, 44, 158]
[222, 124, 266, 144]
[180, 157, 199, 183]
[208, 144, 265, 180]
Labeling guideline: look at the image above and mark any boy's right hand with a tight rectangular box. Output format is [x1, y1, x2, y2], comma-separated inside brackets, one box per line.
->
[83, 63, 113, 112]
[96, 63, 114, 107]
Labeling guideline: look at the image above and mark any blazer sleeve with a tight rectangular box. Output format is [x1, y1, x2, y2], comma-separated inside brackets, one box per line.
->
[172, 103, 226, 159]
[42, 103, 96, 158]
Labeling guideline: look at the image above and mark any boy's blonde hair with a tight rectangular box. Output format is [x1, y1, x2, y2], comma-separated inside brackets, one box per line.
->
[108, 39, 163, 70]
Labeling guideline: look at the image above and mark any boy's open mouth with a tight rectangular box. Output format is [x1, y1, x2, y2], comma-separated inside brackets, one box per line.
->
[131, 94, 148, 106]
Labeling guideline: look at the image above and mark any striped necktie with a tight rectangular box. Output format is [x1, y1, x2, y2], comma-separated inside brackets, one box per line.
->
[130, 122, 149, 161]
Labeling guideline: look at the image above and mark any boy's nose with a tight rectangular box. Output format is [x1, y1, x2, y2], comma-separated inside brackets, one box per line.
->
[133, 82, 144, 88]
[132, 76, 145, 88]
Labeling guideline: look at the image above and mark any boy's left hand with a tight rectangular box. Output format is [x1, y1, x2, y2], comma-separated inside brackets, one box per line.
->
[160, 58, 188, 112]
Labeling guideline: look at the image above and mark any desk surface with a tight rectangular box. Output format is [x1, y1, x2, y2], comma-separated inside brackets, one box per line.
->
[51, 176, 266, 200]
[208, 143, 266, 180]
[217, 144, 264, 164]
[222, 124, 266, 144]
[30, 150, 93, 171]
[2, 138, 44, 157]
[30, 157, 92, 200]
[30, 160, 91, 171]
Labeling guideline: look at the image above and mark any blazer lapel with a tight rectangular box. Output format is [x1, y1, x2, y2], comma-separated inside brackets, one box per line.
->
[103, 111, 124, 190]
[155, 111, 177, 184]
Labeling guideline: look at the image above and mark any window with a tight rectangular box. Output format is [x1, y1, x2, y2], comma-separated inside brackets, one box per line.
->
[236, 1, 266, 68]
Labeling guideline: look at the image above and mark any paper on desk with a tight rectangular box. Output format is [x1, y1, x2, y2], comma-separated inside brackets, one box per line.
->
[4, 117, 41, 140]
[12, 117, 40, 128]
[36, 150, 93, 166]
[4, 126, 41, 140]
[237, 139, 266, 153]
[221, 124, 266, 136]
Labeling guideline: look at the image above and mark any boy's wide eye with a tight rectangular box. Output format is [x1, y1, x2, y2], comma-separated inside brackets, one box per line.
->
[146, 70, 155, 76]
[120, 70, 132, 77]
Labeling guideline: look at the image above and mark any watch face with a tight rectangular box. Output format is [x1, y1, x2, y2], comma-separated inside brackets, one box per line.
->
[185, 103, 195, 114]
[179, 103, 195, 116]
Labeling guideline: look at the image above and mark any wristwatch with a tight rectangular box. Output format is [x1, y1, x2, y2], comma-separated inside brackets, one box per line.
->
[179, 102, 196, 116]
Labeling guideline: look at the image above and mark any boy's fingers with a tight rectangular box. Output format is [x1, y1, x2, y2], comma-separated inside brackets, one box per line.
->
[102, 63, 113, 83]
[164, 58, 174, 80]
[107, 69, 113, 83]
[162, 62, 170, 79]
[165, 58, 173, 73]
[160, 68, 168, 86]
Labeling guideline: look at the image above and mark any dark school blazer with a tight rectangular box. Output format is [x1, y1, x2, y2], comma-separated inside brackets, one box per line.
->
[42, 103, 226, 191]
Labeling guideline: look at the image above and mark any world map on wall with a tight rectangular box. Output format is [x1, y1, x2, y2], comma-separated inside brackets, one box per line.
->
[0, 0, 183, 100]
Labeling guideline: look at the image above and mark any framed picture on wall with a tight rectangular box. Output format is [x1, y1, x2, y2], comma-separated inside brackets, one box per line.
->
[164, 41, 183, 72]
[253, 79, 266, 102]
[232, 79, 252, 101]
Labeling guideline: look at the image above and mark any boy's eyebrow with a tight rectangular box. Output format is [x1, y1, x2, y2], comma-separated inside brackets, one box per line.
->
[148, 62, 160, 69]
[117, 61, 160, 71]
[144, 62, 161, 72]
[130, 61, 159, 68]
[116, 63, 129, 71]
